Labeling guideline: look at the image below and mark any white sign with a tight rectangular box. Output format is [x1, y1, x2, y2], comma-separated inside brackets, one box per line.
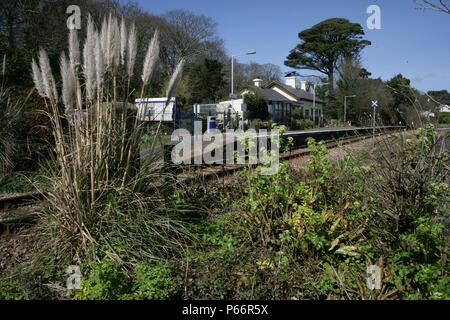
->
[371, 100, 379, 108]
[135, 97, 176, 122]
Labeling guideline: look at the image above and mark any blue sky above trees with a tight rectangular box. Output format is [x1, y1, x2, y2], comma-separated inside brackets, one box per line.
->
[127, 0, 449, 92]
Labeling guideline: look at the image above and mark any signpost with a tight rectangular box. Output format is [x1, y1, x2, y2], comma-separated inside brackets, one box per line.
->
[371, 100, 378, 138]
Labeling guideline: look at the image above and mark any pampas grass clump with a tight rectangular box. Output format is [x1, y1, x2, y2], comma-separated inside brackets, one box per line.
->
[31, 14, 188, 263]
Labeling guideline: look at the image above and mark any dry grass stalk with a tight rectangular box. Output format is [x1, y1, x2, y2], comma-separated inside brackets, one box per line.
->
[31, 13, 187, 262]
[120, 17, 127, 66]
[126, 23, 137, 78]
[83, 15, 96, 101]
[141, 29, 160, 88]
[69, 30, 80, 69]
[166, 58, 185, 105]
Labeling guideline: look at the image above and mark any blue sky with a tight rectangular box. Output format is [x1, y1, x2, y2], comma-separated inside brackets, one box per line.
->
[126, 0, 450, 92]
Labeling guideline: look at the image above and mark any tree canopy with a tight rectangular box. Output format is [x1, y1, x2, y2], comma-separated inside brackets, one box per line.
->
[387, 74, 416, 107]
[182, 58, 228, 105]
[428, 90, 450, 105]
[0, 0, 227, 90]
[284, 18, 371, 92]
[243, 92, 269, 121]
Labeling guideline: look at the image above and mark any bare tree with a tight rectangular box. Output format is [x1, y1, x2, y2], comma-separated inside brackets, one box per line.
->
[232, 62, 283, 91]
[247, 63, 283, 85]
[417, 0, 450, 14]
[162, 10, 222, 71]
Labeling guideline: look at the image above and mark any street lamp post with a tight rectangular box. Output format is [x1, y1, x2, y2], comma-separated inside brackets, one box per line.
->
[231, 51, 256, 98]
[312, 82, 328, 127]
[344, 95, 356, 124]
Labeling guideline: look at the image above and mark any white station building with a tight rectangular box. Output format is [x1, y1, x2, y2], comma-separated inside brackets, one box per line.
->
[135, 97, 176, 122]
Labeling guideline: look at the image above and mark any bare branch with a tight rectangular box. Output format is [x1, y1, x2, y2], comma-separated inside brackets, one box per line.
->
[417, 0, 450, 14]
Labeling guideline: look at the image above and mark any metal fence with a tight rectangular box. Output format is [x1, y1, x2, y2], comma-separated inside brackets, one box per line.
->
[173, 109, 243, 133]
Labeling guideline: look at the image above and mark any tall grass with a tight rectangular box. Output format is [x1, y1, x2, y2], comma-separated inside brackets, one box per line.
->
[31, 14, 188, 263]
[0, 56, 31, 181]
[0, 87, 22, 179]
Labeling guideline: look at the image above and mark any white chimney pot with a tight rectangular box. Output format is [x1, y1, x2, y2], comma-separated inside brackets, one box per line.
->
[253, 78, 263, 88]
[285, 76, 297, 89]
[300, 80, 308, 91]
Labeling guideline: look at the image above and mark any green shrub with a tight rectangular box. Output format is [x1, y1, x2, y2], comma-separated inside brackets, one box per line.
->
[240, 162, 294, 244]
[292, 119, 314, 130]
[185, 125, 449, 300]
[438, 112, 450, 124]
[74, 259, 131, 300]
[133, 263, 182, 300]
[244, 92, 269, 121]
[0, 280, 26, 300]
[73, 259, 181, 300]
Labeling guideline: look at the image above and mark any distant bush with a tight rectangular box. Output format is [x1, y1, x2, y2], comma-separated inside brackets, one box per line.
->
[325, 119, 348, 128]
[438, 112, 450, 124]
[249, 119, 271, 130]
[292, 119, 314, 130]
[244, 93, 269, 121]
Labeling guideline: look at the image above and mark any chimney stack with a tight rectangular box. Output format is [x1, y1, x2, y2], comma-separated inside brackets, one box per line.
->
[253, 78, 263, 88]
[300, 80, 308, 91]
[285, 75, 297, 89]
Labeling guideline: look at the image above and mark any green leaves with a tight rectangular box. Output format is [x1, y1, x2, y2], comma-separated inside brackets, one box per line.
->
[183, 58, 227, 105]
[386, 74, 415, 107]
[244, 92, 269, 121]
[285, 18, 371, 91]
[73, 259, 181, 300]
[133, 263, 181, 300]
[306, 138, 329, 188]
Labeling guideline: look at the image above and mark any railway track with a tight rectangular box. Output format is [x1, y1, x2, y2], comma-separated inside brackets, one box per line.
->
[0, 192, 44, 211]
[0, 192, 43, 230]
[176, 130, 393, 183]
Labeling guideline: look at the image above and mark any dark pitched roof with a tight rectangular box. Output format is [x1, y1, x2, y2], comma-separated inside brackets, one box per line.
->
[268, 82, 325, 104]
[244, 85, 293, 102]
